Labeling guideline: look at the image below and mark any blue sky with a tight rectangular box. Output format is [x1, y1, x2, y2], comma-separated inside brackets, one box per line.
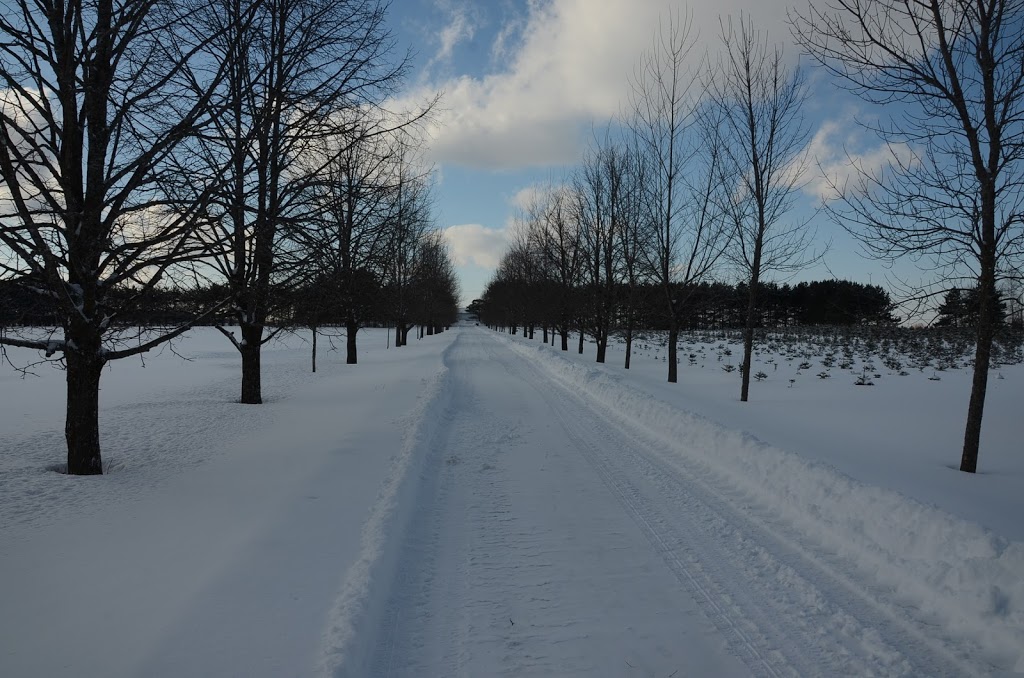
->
[384, 0, 920, 307]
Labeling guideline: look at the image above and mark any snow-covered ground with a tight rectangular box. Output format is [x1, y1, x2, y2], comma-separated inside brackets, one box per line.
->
[1, 324, 1021, 676]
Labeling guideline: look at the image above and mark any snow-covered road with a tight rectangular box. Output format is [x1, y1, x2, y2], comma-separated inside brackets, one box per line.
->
[2, 325, 1018, 676]
[354, 328, 980, 677]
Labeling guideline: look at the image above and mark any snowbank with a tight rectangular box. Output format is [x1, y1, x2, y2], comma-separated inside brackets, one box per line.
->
[502, 335, 1024, 671]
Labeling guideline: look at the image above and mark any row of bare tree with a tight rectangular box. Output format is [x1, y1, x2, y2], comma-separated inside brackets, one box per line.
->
[0, 0, 458, 474]
[483, 14, 816, 394]
[482, 1, 1024, 474]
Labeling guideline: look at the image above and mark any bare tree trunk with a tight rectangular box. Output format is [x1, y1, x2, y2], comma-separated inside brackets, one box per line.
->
[240, 323, 263, 404]
[741, 258, 762, 402]
[596, 329, 607, 363]
[667, 320, 679, 383]
[962, 312, 993, 473]
[961, 242, 997, 473]
[740, 323, 754, 401]
[624, 323, 633, 370]
[346, 317, 358, 364]
[577, 327, 584, 354]
[311, 324, 318, 373]
[65, 341, 104, 475]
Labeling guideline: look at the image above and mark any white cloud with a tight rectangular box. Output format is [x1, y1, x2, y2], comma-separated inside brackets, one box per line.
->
[443, 223, 509, 268]
[804, 117, 916, 202]
[402, 0, 796, 170]
[0, 87, 61, 218]
[425, 0, 478, 71]
[488, 9, 526, 65]
[508, 182, 561, 211]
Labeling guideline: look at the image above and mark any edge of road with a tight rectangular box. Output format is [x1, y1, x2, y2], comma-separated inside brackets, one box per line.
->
[318, 331, 462, 678]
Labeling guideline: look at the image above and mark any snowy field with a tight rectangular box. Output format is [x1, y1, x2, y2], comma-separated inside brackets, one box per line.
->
[1, 323, 1022, 676]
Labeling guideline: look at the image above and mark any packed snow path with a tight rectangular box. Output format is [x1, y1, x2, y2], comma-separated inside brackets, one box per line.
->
[355, 327, 982, 678]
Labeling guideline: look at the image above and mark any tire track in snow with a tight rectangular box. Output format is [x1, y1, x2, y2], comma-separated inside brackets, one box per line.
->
[363, 330, 753, 677]
[534, 380, 806, 677]
[369, 358, 481, 678]
[368, 334, 590, 677]
[318, 336, 461, 678]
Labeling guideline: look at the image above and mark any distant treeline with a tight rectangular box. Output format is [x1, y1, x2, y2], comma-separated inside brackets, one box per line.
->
[0, 276, 457, 332]
[472, 278, 899, 333]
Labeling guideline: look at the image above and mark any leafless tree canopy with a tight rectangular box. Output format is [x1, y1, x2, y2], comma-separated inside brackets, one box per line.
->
[1, 0, 237, 473]
[791, 0, 1024, 471]
[628, 11, 731, 383]
[709, 13, 815, 402]
[791, 0, 1024, 276]
[186, 0, 437, 403]
[0, 0, 448, 473]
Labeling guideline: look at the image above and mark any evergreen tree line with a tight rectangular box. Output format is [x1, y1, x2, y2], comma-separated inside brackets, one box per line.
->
[0, 268, 459, 336]
[934, 287, 1014, 330]
[474, 278, 898, 337]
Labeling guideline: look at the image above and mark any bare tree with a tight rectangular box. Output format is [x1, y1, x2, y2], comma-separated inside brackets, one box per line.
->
[709, 14, 815, 402]
[629, 12, 731, 383]
[505, 223, 548, 338]
[409, 229, 459, 336]
[484, 231, 545, 336]
[514, 204, 556, 342]
[383, 152, 433, 347]
[528, 184, 582, 351]
[791, 0, 1024, 472]
[197, 0, 415, 403]
[330, 127, 393, 363]
[289, 118, 407, 365]
[0, 0, 234, 474]
[615, 140, 652, 369]
[572, 134, 626, 364]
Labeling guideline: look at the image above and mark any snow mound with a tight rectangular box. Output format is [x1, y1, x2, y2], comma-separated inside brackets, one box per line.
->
[505, 337, 1024, 671]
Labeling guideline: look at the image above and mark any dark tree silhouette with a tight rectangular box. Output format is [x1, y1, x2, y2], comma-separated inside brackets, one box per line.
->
[196, 0, 414, 403]
[0, 0, 234, 474]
